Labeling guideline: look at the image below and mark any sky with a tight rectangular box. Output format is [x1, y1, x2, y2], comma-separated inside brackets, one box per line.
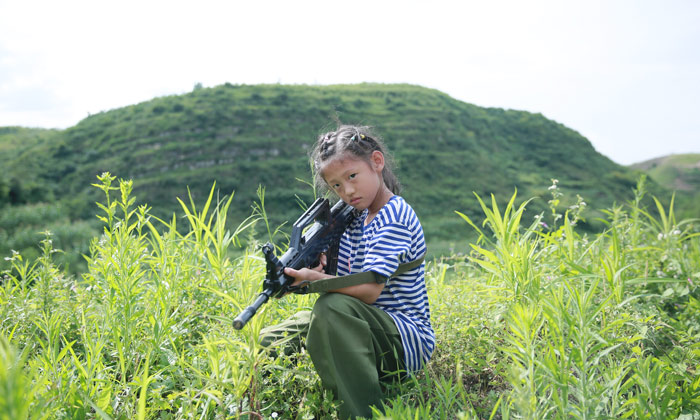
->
[0, 0, 698, 165]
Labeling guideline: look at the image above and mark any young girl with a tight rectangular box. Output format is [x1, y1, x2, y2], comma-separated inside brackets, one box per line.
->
[262, 124, 435, 419]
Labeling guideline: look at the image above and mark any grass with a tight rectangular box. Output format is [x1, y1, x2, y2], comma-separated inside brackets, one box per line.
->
[1, 174, 699, 419]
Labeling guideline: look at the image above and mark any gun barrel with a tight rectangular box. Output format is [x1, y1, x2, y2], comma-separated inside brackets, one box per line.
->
[233, 289, 272, 330]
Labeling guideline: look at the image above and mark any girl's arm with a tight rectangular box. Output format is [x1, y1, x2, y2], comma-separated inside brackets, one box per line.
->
[328, 282, 385, 305]
[283, 256, 385, 304]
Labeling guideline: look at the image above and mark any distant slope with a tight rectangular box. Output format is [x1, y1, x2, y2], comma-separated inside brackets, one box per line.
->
[0, 127, 61, 203]
[630, 154, 700, 192]
[0, 126, 59, 155]
[1, 84, 663, 256]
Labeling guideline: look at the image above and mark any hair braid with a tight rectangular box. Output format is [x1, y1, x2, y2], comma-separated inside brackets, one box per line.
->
[311, 124, 401, 194]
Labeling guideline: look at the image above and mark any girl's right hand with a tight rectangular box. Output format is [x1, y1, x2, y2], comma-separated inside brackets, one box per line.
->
[284, 253, 328, 285]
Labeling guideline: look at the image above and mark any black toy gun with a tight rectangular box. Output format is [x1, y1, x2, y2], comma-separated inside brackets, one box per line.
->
[233, 198, 356, 330]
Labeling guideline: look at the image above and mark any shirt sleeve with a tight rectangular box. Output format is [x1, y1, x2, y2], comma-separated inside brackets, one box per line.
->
[362, 222, 412, 279]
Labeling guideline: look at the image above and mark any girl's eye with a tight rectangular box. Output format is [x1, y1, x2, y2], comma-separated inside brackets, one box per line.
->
[349, 173, 357, 180]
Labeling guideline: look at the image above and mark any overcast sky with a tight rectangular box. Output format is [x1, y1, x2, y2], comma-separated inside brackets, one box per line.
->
[1, 0, 698, 165]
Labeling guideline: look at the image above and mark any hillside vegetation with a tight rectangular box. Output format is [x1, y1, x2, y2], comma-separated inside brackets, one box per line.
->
[1, 83, 662, 271]
[631, 153, 700, 192]
[629, 154, 700, 225]
[0, 127, 60, 203]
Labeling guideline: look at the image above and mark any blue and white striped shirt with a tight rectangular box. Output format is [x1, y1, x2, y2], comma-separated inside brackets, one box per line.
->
[337, 195, 435, 372]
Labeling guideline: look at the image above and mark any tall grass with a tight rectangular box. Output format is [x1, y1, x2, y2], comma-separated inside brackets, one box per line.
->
[1, 173, 271, 418]
[445, 177, 699, 419]
[0, 174, 698, 419]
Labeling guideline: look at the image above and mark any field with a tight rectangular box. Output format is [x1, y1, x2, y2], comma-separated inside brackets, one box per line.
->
[1, 174, 699, 419]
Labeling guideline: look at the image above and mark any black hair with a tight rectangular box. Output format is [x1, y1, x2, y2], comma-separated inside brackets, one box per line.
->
[311, 125, 401, 195]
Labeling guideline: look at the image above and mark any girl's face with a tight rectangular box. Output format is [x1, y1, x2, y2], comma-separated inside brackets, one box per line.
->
[321, 151, 387, 212]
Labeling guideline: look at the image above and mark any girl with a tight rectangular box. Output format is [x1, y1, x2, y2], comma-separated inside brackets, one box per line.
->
[262, 124, 434, 419]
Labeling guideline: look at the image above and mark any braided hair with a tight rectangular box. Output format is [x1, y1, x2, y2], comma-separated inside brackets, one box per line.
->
[311, 125, 401, 195]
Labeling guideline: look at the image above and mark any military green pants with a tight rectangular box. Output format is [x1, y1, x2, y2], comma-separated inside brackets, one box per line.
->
[260, 293, 405, 419]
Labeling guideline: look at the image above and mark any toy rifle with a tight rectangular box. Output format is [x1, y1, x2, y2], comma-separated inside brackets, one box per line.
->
[233, 198, 356, 330]
[232, 197, 426, 330]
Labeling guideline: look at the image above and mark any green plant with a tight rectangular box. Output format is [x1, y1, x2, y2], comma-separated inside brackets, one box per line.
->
[456, 190, 544, 301]
[1, 175, 698, 419]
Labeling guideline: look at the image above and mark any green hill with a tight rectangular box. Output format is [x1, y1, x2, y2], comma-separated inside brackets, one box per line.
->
[0, 127, 60, 203]
[630, 154, 700, 192]
[0, 83, 664, 269]
[629, 154, 700, 222]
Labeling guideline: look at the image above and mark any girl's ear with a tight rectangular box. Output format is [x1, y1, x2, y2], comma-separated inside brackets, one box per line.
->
[371, 150, 385, 172]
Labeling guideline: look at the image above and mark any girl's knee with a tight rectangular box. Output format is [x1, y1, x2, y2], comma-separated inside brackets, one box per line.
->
[312, 293, 357, 319]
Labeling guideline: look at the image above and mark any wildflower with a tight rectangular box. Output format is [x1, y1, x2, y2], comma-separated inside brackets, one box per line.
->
[272, 412, 279, 418]
[540, 222, 549, 228]
[689, 278, 695, 286]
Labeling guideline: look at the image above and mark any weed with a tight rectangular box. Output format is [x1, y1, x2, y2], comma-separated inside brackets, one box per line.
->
[1, 175, 698, 419]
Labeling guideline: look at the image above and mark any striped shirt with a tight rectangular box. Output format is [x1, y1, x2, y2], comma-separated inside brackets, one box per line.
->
[337, 195, 435, 372]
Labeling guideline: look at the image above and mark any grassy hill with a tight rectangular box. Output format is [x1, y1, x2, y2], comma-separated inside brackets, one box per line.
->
[0, 127, 60, 203]
[0, 83, 667, 270]
[629, 154, 700, 222]
[631, 153, 700, 192]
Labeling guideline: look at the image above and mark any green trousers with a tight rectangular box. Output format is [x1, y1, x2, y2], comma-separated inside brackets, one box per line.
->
[260, 293, 405, 419]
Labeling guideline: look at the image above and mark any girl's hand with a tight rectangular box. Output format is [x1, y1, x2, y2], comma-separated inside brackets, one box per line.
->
[284, 253, 328, 285]
[284, 253, 385, 304]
